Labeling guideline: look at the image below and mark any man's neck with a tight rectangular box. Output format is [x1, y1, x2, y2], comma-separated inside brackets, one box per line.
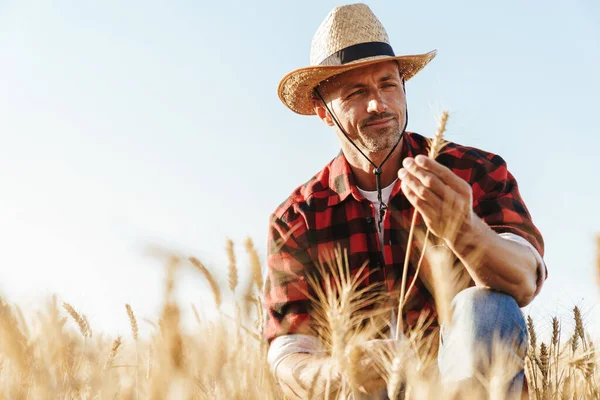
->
[342, 143, 403, 191]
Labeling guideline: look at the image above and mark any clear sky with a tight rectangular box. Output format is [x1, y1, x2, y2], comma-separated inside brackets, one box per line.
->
[1, 0, 599, 337]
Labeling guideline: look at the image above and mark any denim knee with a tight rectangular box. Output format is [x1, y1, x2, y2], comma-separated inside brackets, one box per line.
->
[439, 287, 528, 395]
[450, 287, 527, 344]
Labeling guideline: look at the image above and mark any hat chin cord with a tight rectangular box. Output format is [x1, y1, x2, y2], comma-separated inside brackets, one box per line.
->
[314, 85, 408, 233]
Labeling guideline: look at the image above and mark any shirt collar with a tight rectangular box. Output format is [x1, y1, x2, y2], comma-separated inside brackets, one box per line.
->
[327, 132, 419, 207]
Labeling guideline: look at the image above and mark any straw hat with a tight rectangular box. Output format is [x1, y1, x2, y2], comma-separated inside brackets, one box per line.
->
[278, 3, 437, 115]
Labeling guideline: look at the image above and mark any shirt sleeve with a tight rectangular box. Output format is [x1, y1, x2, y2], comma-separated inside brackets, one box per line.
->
[469, 152, 547, 288]
[264, 213, 315, 344]
[499, 233, 546, 296]
[267, 334, 325, 373]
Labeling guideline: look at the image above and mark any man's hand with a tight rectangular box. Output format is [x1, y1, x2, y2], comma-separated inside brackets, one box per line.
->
[397, 154, 540, 307]
[275, 339, 400, 399]
[398, 154, 476, 249]
[346, 340, 393, 394]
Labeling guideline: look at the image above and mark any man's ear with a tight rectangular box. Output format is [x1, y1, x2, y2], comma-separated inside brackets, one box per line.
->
[313, 101, 334, 127]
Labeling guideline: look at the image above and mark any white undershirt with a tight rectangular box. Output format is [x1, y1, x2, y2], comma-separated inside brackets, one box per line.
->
[356, 178, 398, 250]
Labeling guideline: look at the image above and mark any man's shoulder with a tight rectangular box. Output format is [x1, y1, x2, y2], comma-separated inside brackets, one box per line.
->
[270, 157, 338, 223]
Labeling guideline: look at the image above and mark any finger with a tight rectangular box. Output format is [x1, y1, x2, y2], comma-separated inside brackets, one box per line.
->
[399, 171, 443, 210]
[359, 378, 387, 394]
[440, 190, 468, 240]
[401, 180, 439, 227]
[414, 155, 471, 195]
[399, 158, 448, 199]
[447, 195, 470, 238]
[440, 187, 457, 238]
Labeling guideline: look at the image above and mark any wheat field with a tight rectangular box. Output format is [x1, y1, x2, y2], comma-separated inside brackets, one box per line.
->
[0, 113, 598, 398]
[0, 235, 598, 399]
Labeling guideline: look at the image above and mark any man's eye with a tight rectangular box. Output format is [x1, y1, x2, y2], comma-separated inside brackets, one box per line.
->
[382, 83, 397, 88]
[347, 89, 364, 99]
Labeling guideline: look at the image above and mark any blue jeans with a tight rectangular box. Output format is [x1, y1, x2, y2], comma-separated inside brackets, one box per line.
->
[437, 287, 528, 398]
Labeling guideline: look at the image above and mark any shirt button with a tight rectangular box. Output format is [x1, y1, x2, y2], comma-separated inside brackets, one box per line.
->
[376, 261, 383, 268]
[366, 216, 373, 224]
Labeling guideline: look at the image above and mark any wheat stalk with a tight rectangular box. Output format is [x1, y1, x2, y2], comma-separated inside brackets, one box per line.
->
[191, 303, 202, 325]
[561, 374, 572, 399]
[584, 338, 598, 397]
[396, 110, 449, 337]
[401, 230, 431, 310]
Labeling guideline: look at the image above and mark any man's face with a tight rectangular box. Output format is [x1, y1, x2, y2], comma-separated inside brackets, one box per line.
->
[314, 61, 406, 153]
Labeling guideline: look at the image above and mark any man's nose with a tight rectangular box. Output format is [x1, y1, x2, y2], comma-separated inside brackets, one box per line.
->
[367, 93, 387, 114]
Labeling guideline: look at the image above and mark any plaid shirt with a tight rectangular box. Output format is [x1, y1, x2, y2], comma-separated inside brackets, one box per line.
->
[264, 131, 545, 343]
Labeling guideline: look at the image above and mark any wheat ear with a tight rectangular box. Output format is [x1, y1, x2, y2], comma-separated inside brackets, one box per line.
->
[226, 238, 238, 293]
[189, 257, 222, 309]
[104, 336, 122, 369]
[551, 316, 560, 394]
[574, 306, 586, 349]
[245, 238, 263, 291]
[125, 304, 138, 341]
[62, 302, 91, 338]
[527, 315, 540, 394]
[540, 342, 549, 396]
[396, 111, 448, 337]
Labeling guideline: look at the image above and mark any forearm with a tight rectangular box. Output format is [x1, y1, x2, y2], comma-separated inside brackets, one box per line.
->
[275, 353, 340, 400]
[449, 215, 538, 307]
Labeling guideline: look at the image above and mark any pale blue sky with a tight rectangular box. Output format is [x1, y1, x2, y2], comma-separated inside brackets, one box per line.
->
[1, 0, 599, 336]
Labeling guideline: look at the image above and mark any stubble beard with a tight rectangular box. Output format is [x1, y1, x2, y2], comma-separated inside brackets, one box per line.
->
[359, 120, 402, 153]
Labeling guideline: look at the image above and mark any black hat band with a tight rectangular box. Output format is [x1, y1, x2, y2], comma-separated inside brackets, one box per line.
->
[319, 41, 395, 67]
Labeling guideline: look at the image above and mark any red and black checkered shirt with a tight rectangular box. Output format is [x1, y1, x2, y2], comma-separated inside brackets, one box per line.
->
[264, 131, 545, 343]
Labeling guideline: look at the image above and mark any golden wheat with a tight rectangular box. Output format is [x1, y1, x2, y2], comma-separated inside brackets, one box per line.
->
[245, 237, 263, 291]
[104, 336, 122, 369]
[125, 304, 139, 341]
[63, 302, 92, 338]
[226, 238, 238, 293]
[397, 110, 449, 337]
[0, 241, 598, 399]
[189, 256, 222, 309]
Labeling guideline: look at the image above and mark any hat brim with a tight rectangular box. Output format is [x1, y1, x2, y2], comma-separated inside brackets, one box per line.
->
[278, 50, 437, 115]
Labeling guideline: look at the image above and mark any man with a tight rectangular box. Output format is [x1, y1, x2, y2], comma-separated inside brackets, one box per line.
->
[264, 3, 546, 399]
